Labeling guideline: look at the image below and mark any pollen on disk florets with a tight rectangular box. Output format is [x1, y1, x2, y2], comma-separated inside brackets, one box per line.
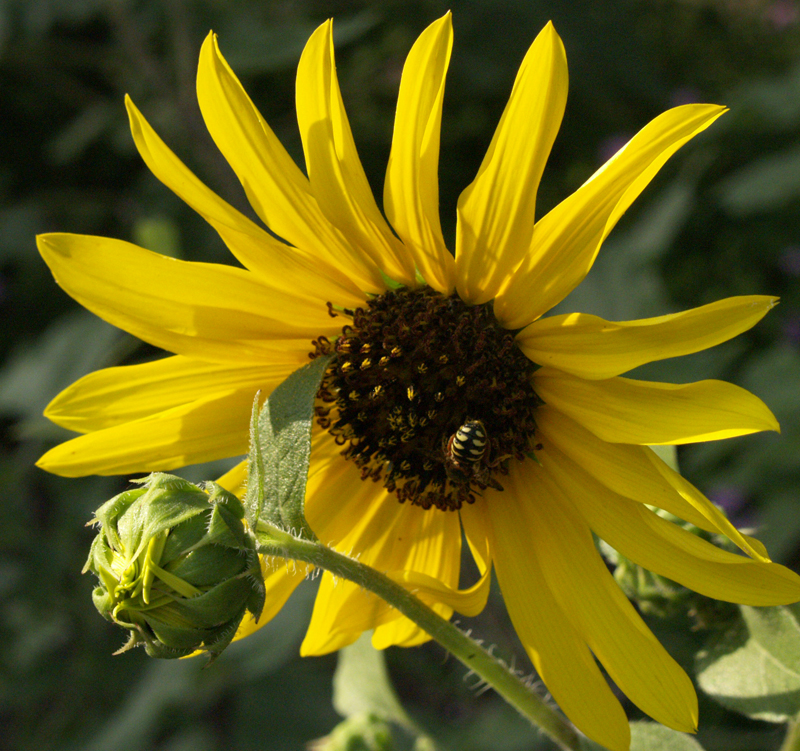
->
[311, 287, 541, 511]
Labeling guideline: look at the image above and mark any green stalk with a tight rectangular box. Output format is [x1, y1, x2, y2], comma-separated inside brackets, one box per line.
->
[256, 521, 581, 751]
[781, 718, 800, 751]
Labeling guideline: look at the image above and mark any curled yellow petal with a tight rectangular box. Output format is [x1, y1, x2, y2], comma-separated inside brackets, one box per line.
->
[536, 405, 768, 560]
[543, 443, 800, 605]
[302, 432, 467, 654]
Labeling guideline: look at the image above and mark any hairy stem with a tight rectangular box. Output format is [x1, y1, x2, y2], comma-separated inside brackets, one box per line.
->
[256, 522, 581, 751]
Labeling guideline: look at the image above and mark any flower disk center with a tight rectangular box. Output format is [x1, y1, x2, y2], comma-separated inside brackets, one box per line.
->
[312, 287, 540, 511]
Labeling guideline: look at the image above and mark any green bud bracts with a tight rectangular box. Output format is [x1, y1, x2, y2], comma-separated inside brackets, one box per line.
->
[84, 473, 265, 661]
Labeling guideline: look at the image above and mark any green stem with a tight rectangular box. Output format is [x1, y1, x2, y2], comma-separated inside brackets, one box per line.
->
[256, 522, 581, 751]
[781, 718, 800, 751]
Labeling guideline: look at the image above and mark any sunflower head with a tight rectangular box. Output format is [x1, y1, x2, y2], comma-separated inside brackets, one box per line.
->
[84, 473, 265, 660]
[313, 286, 542, 511]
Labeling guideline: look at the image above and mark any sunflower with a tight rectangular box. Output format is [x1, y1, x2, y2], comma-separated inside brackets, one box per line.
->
[37, 14, 800, 751]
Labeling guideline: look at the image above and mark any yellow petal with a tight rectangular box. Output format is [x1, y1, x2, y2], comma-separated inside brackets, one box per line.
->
[231, 556, 311, 642]
[45, 353, 304, 433]
[296, 21, 416, 286]
[543, 443, 800, 605]
[216, 458, 248, 497]
[372, 615, 430, 649]
[384, 14, 455, 294]
[384, 567, 489, 617]
[301, 430, 478, 653]
[517, 295, 778, 379]
[37, 387, 256, 476]
[535, 368, 779, 444]
[484, 465, 631, 751]
[194, 36, 383, 295]
[302, 437, 429, 654]
[495, 104, 726, 328]
[456, 22, 567, 304]
[527, 463, 698, 733]
[125, 96, 367, 307]
[459, 499, 492, 576]
[38, 233, 339, 362]
[536, 405, 768, 560]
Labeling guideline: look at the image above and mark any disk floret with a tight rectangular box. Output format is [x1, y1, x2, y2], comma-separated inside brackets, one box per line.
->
[312, 287, 541, 511]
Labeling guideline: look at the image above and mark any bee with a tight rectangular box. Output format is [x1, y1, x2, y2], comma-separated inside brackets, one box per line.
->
[443, 420, 504, 500]
[448, 420, 489, 465]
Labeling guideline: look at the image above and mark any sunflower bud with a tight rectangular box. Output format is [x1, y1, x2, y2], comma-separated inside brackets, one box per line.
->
[84, 473, 265, 661]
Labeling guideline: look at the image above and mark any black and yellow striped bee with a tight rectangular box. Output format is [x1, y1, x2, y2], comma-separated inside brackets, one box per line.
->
[443, 419, 504, 499]
[449, 419, 489, 464]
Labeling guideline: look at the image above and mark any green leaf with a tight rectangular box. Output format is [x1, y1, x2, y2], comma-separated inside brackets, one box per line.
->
[578, 722, 705, 751]
[244, 355, 332, 536]
[629, 722, 705, 750]
[696, 604, 800, 722]
[333, 632, 412, 728]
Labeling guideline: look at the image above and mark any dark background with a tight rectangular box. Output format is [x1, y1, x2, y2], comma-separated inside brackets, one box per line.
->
[3, 0, 800, 749]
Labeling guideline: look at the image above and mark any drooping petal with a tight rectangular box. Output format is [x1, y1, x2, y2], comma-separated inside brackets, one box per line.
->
[494, 104, 726, 328]
[535, 405, 768, 560]
[459, 498, 493, 576]
[301, 430, 469, 654]
[296, 21, 416, 286]
[484, 468, 631, 751]
[644, 450, 768, 559]
[371, 612, 430, 648]
[38, 234, 340, 362]
[535, 368, 779, 444]
[126, 96, 367, 306]
[456, 22, 568, 304]
[525, 464, 699, 733]
[543, 443, 800, 605]
[303, 570, 387, 655]
[384, 13, 455, 294]
[37, 387, 257, 477]
[517, 295, 777, 379]
[45, 354, 304, 433]
[193, 36, 384, 295]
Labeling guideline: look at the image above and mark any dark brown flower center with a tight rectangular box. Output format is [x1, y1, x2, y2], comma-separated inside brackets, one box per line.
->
[311, 287, 540, 511]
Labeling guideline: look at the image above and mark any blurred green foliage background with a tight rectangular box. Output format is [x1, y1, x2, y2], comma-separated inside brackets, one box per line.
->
[2, 0, 800, 749]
